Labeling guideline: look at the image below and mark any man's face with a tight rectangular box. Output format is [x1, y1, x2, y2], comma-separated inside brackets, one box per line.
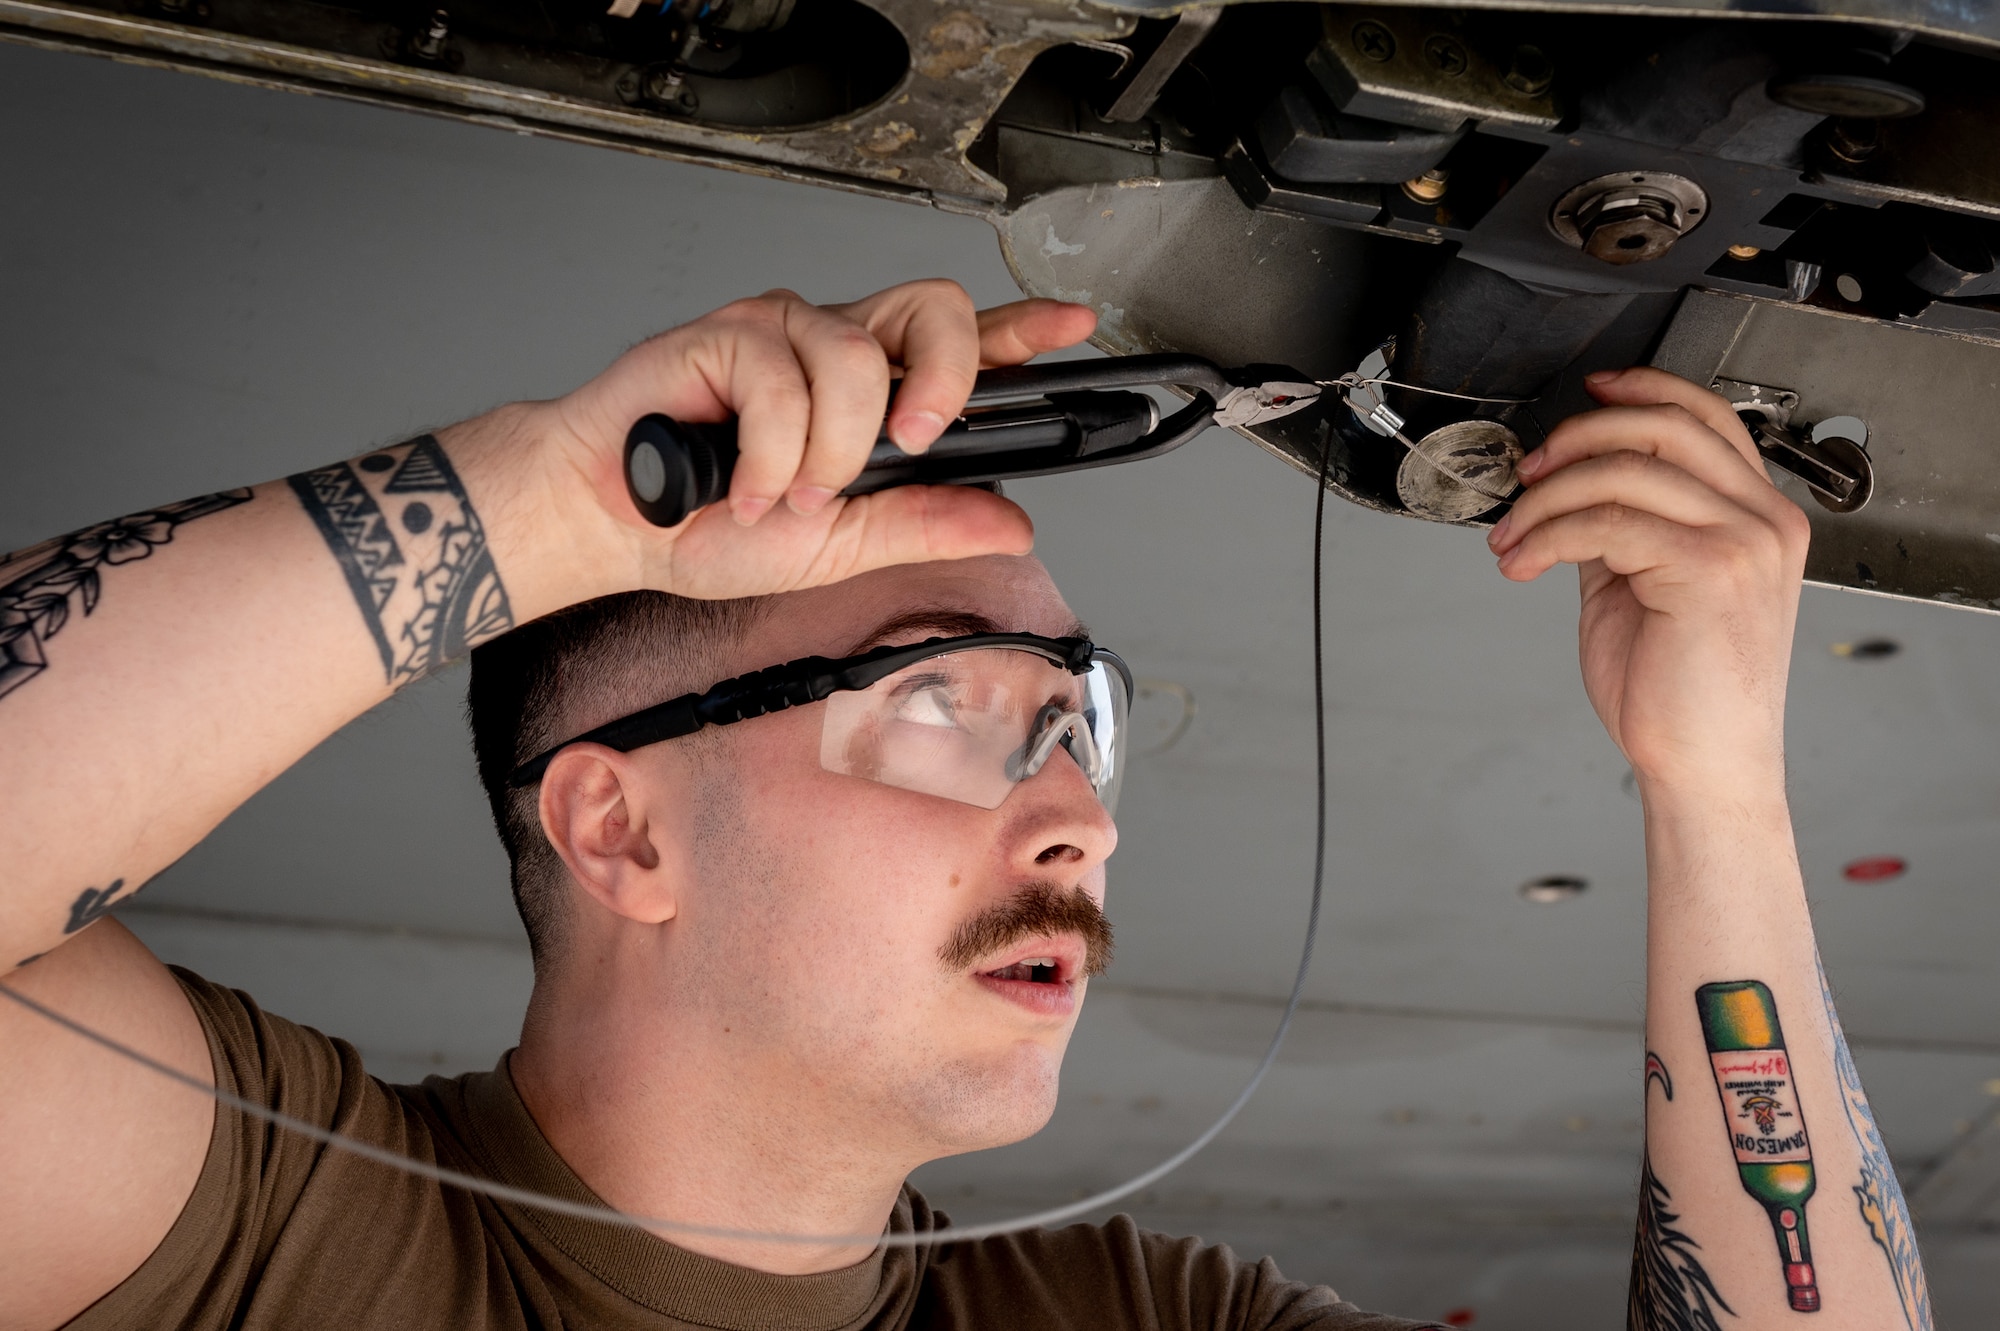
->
[644, 555, 1119, 1166]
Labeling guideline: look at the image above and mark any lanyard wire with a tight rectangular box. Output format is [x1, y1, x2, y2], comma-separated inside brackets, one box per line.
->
[0, 438, 1336, 1250]
[1321, 374, 1529, 507]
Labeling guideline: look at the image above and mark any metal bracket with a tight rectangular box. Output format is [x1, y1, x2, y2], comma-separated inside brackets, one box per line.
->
[1102, 8, 1221, 124]
[1712, 377, 1872, 513]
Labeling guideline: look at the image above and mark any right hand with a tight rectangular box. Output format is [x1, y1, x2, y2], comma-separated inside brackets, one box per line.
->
[513, 280, 1096, 604]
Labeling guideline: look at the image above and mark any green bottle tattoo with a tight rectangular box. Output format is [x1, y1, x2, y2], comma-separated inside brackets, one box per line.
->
[1697, 980, 1820, 1314]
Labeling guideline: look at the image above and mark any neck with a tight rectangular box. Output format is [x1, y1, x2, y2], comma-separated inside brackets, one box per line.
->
[509, 960, 912, 1275]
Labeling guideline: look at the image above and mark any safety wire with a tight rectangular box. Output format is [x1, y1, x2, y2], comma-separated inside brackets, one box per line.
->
[1321, 374, 1532, 507]
[0, 445, 1339, 1251]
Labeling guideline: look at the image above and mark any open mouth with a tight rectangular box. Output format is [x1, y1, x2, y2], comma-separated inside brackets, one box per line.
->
[971, 940, 1084, 1017]
[984, 956, 1062, 984]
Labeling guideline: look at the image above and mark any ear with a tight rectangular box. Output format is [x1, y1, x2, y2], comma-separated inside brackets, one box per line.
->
[538, 744, 680, 926]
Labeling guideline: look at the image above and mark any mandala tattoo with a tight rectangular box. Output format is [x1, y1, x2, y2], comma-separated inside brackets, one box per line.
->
[0, 490, 253, 701]
[1630, 1052, 1732, 1331]
[288, 437, 514, 684]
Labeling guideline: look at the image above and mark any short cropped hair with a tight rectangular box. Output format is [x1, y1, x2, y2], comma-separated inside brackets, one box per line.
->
[466, 592, 768, 966]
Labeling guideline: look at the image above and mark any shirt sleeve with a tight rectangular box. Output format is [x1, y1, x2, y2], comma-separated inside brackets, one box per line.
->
[920, 1213, 1452, 1331]
[59, 967, 440, 1331]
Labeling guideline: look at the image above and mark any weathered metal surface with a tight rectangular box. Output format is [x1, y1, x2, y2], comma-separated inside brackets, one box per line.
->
[1813, 48, 2000, 221]
[992, 174, 1411, 509]
[1097, 0, 2000, 55]
[1308, 4, 1562, 133]
[0, 0, 1135, 204]
[1653, 288, 2000, 612]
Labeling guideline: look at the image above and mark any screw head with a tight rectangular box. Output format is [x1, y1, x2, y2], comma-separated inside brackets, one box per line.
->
[1424, 35, 1468, 77]
[1727, 243, 1762, 260]
[1352, 20, 1396, 63]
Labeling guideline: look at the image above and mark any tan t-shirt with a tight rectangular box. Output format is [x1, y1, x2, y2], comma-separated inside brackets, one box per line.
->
[67, 969, 1445, 1331]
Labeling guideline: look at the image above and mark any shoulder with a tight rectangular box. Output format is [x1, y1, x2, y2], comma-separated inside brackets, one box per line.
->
[913, 1200, 1449, 1331]
[66, 968, 496, 1330]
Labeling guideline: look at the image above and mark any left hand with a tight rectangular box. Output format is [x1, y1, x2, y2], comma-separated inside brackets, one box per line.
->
[1484, 368, 1812, 801]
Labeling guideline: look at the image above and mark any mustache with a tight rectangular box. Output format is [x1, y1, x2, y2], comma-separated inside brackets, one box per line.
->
[939, 882, 1114, 978]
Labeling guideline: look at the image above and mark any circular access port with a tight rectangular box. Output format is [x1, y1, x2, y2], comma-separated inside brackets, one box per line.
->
[1549, 172, 1708, 266]
[617, 0, 908, 131]
[1395, 419, 1523, 522]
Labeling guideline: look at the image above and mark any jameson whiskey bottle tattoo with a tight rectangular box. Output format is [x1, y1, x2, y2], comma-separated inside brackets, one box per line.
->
[1698, 980, 1820, 1313]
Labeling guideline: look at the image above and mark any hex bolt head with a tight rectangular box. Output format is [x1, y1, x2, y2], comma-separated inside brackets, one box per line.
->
[1351, 20, 1396, 63]
[1551, 172, 1708, 266]
[409, 8, 449, 60]
[1582, 209, 1681, 264]
[1505, 44, 1553, 95]
[1402, 168, 1450, 203]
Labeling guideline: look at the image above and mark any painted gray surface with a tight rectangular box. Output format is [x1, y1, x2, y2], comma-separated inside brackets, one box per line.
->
[4, 39, 1998, 1328]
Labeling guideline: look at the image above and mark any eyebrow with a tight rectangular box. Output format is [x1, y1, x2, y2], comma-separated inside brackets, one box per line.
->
[851, 606, 1092, 653]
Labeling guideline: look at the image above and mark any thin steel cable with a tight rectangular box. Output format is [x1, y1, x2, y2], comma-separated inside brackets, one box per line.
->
[1325, 375, 1522, 506]
[0, 453, 1336, 1250]
[1319, 375, 1533, 407]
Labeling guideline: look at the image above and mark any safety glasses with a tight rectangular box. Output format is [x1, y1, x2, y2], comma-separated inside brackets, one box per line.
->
[508, 632, 1133, 815]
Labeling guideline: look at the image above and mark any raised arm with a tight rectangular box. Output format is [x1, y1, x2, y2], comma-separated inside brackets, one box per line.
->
[1489, 368, 1930, 1330]
[0, 282, 1094, 1329]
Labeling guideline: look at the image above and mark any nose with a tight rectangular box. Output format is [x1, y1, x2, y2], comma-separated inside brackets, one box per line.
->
[1006, 738, 1119, 872]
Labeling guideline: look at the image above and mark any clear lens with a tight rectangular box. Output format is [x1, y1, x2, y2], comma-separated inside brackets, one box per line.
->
[819, 647, 1127, 813]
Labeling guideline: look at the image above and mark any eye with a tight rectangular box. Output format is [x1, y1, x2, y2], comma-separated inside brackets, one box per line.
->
[890, 678, 961, 728]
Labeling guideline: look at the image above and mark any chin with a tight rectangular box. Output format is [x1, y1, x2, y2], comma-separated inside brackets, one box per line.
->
[915, 1045, 1064, 1157]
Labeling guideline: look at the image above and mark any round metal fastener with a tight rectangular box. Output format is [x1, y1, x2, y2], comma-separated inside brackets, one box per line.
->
[1351, 20, 1396, 62]
[1549, 171, 1708, 266]
[1424, 35, 1468, 77]
[1402, 168, 1450, 203]
[1396, 419, 1521, 522]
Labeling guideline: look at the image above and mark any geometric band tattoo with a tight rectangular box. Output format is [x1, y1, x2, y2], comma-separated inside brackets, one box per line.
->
[0, 489, 254, 702]
[288, 436, 514, 684]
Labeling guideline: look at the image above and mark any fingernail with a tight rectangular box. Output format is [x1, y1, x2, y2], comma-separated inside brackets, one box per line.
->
[732, 496, 773, 526]
[890, 410, 946, 452]
[1517, 449, 1543, 478]
[787, 486, 835, 516]
[1486, 513, 1512, 548]
[1586, 369, 1623, 385]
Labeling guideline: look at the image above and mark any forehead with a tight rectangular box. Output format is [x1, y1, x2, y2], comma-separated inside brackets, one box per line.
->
[734, 555, 1083, 666]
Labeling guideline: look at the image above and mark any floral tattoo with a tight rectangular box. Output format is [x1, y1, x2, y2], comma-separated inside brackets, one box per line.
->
[0, 490, 252, 701]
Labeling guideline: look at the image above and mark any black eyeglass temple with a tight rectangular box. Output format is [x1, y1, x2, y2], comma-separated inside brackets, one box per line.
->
[507, 632, 1099, 788]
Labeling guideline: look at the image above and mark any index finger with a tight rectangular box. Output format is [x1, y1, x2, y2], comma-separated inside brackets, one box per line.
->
[835, 286, 1096, 454]
[975, 299, 1097, 367]
[1581, 367, 1762, 469]
[834, 279, 982, 454]
[1526, 401, 1777, 513]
